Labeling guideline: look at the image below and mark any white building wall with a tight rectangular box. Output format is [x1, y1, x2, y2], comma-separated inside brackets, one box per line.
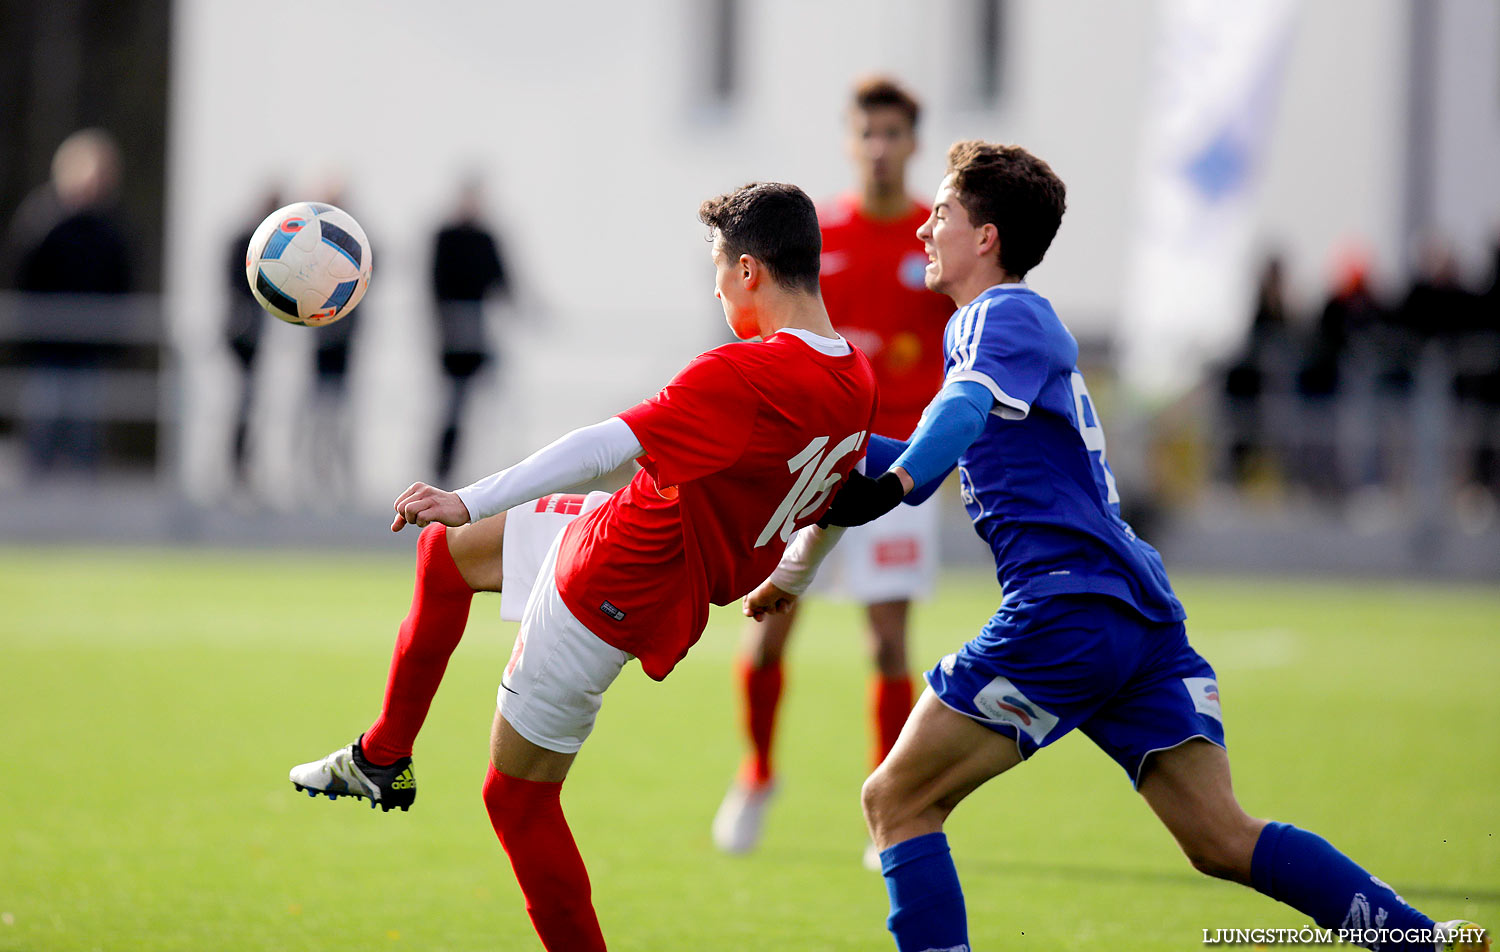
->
[1429, 0, 1500, 275]
[168, 0, 1468, 506]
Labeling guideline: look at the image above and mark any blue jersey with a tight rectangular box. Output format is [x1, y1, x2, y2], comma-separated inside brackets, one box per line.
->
[942, 284, 1183, 622]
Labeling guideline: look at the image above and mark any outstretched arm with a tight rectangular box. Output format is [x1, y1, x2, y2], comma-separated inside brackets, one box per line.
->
[742, 523, 847, 620]
[391, 417, 643, 531]
[820, 379, 993, 527]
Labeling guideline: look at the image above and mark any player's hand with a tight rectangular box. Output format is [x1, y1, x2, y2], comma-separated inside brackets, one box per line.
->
[817, 470, 905, 528]
[391, 482, 473, 532]
[742, 581, 798, 621]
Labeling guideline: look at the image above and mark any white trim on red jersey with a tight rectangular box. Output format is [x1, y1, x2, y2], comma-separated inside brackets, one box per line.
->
[776, 327, 851, 356]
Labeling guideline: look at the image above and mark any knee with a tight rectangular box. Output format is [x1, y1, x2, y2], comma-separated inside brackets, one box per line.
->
[864, 608, 909, 676]
[870, 638, 907, 677]
[744, 634, 784, 668]
[860, 771, 887, 829]
[482, 765, 530, 846]
[482, 763, 507, 814]
[742, 615, 792, 667]
[1179, 819, 1262, 884]
[861, 768, 909, 840]
[1183, 843, 1241, 882]
[444, 517, 505, 592]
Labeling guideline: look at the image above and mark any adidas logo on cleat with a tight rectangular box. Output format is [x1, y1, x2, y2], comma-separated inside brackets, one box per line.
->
[289, 739, 416, 812]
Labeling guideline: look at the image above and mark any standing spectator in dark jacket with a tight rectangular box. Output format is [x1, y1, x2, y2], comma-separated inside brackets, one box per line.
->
[304, 174, 363, 497]
[1222, 255, 1293, 486]
[1398, 236, 1478, 349]
[1456, 238, 1500, 498]
[7, 129, 132, 474]
[226, 189, 281, 487]
[1302, 247, 1383, 399]
[431, 179, 509, 482]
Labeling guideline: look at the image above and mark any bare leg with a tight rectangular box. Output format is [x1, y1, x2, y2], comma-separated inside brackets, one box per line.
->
[862, 688, 1021, 950]
[864, 599, 913, 769]
[865, 599, 909, 678]
[862, 688, 1022, 848]
[1138, 740, 1455, 947]
[1136, 739, 1266, 884]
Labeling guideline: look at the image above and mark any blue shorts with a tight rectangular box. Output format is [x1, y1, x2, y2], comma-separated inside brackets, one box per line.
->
[924, 593, 1225, 787]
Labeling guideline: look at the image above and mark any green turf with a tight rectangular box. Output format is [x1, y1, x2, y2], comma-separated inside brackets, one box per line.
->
[2, 546, 1496, 950]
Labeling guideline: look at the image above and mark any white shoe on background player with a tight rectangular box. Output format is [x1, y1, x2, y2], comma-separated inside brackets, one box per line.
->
[711, 778, 777, 854]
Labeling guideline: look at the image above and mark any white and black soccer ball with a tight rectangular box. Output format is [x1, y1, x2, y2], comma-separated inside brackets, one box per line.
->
[245, 201, 372, 327]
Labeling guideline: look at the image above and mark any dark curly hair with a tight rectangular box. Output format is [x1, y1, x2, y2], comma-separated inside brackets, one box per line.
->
[699, 182, 822, 294]
[946, 140, 1066, 279]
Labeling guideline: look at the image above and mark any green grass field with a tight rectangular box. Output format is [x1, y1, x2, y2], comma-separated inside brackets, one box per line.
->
[2, 545, 1496, 951]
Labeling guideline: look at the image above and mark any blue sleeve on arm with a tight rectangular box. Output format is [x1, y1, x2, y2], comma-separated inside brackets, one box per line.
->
[866, 433, 908, 475]
[892, 380, 992, 499]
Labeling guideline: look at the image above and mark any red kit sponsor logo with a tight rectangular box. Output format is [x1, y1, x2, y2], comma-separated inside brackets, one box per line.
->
[535, 494, 586, 516]
[874, 538, 920, 567]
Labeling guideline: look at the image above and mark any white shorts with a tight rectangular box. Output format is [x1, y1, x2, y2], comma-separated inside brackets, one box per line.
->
[498, 492, 612, 622]
[496, 491, 630, 754]
[812, 494, 939, 603]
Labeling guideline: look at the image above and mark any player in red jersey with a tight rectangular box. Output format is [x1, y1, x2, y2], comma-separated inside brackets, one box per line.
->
[288, 182, 877, 951]
[714, 77, 954, 865]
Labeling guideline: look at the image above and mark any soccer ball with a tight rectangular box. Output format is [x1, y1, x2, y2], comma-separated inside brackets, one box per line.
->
[245, 201, 372, 327]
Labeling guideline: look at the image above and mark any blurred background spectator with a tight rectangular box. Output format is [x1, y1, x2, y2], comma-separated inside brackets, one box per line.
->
[303, 174, 361, 499]
[224, 188, 280, 490]
[431, 178, 509, 484]
[1221, 255, 1295, 491]
[4, 129, 133, 476]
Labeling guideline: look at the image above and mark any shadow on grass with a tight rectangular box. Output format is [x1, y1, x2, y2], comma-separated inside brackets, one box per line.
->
[774, 847, 1500, 904]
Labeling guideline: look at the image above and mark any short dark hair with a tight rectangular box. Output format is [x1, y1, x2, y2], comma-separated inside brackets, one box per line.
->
[945, 140, 1066, 279]
[852, 75, 920, 129]
[699, 182, 822, 295]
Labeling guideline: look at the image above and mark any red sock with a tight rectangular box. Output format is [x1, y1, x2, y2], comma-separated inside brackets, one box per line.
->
[483, 766, 606, 952]
[738, 656, 783, 787]
[871, 674, 913, 769]
[361, 524, 475, 764]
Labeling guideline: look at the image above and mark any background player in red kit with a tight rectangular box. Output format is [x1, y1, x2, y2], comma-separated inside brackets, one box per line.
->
[714, 77, 954, 864]
[288, 182, 877, 951]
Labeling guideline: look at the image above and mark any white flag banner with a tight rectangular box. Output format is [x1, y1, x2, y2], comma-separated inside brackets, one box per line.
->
[1118, 0, 1300, 401]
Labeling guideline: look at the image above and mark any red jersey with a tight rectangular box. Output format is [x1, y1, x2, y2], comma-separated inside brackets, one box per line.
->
[553, 331, 878, 680]
[817, 193, 953, 439]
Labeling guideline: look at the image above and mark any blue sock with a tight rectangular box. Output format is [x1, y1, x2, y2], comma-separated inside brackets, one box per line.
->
[1251, 822, 1434, 950]
[880, 832, 969, 952]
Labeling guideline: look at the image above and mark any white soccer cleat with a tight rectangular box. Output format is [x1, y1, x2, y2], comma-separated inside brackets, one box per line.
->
[862, 839, 884, 872]
[711, 778, 777, 854]
[1435, 920, 1489, 952]
[289, 738, 416, 812]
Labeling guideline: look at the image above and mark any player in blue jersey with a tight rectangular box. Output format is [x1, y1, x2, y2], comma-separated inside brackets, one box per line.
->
[743, 141, 1487, 952]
